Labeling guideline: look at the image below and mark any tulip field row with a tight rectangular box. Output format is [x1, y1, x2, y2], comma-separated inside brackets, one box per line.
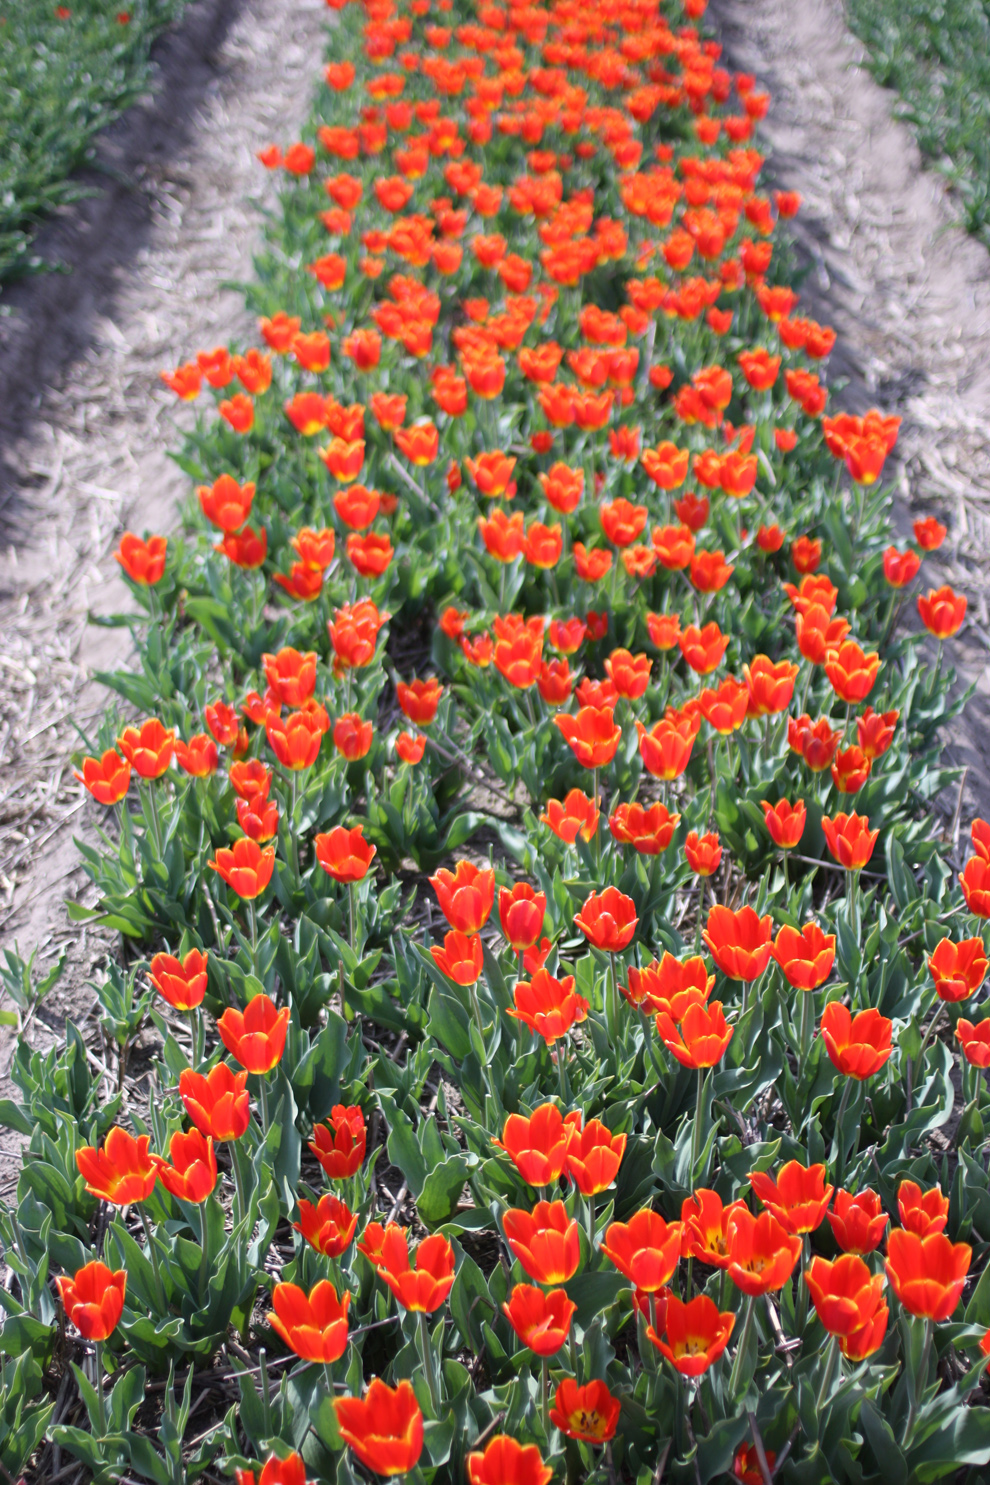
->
[3, 0, 990, 1481]
[0, 0, 188, 286]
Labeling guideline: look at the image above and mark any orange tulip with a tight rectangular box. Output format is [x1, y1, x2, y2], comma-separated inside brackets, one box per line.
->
[637, 716, 695, 779]
[897, 1180, 949, 1238]
[541, 788, 600, 843]
[218, 993, 290, 1075]
[684, 830, 722, 877]
[574, 887, 637, 952]
[310, 1105, 366, 1180]
[681, 1188, 747, 1270]
[269, 1280, 349, 1363]
[294, 1194, 358, 1258]
[750, 1160, 833, 1236]
[502, 1283, 576, 1355]
[601, 498, 647, 547]
[646, 1291, 736, 1375]
[57, 1262, 126, 1341]
[917, 585, 967, 639]
[761, 797, 806, 851]
[725, 1209, 802, 1295]
[153, 1129, 217, 1203]
[825, 641, 879, 704]
[468, 1437, 553, 1485]
[771, 922, 835, 991]
[601, 1208, 682, 1292]
[609, 802, 679, 855]
[209, 839, 276, 899]
[700, 677, 749, 734]
[703, 904, 773, 982]
[788, 714, 842, 773]
[956, 1017, 990, 1067]
[656, 1000, 733, 1068]
[266, 711, 325, 770]
[678, 622, 729, 675]
[76, 1127, 157, 1205]
[315, 824, 377, 884]
[494, 1104, 576, 1188]
[149, 948, 207, 1011]
[821, 812, 879, 871]
[498, 883, 546, 951]
[804, 1254, 886, 1347]
[555, 705, 622, 768]
[604, 648, 652, 700]
[885, 1229, 970, 1321]
[652, 523, 695, 571]
[831, 745, 871, 794]
[826, 1189, 889, 1256]
[565, 1114, 626, 1196]
[394, 421, 439, 466]
[504, 1200, 581, 1284]
[117, 718, 174, 780]
[180, 1063, 250, 1141]
[625, 954, 714, 1020]
[335, 1379, 424, 1477]
[509, 969, 589, 1044]
[361, 1224, 455, 1312]
[115, 532, 167, 584]
[820, 1002, 892, 1080]
[960, 856, 990, 916]
[744, 655, 798, 717]
[550, 1380, 619, 1444]
[430, 860, 495, 934]
[75, 748, 131, 805]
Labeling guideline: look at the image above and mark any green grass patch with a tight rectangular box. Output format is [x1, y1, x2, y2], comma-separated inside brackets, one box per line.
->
[845, 0, 990, 243]
[0, 0, 187, 288]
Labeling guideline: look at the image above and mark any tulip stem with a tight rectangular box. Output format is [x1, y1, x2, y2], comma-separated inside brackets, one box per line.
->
[94, 1339, 108, 1437]
[913, 994, 943, 1085]
[348, 881, 356, 952]
[145, 781, 164, 860]
[232, 1141, 249, 1226]
[198, 1233, 210, 1303]
[830, 1076, 854, 1174]
[794, 1236, 811, 1337]
[138, 1204, 167, 1313]
[690, 1068, 705, 1185]
[587, 1193, 596, 1251]
[608, 953, 619, 1046]
[782, 850, 789, 898]
[815, 1334, 840, 1415]
[557, 1044, 568, 1104]
[728, 1295, 755, 1398]
[259, 1076, 271, 1139]
[905, 1317, 934, 1438]
[542, 1355, 550, 1434]
[248, 900, 259, 976]
[259, 1346, 273, 1436]
[419, 1311, 441, 1413]
[798, 988, 814, 1067]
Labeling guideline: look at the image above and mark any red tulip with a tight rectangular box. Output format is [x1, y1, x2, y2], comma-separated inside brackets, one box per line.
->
[57, 1261, 126, 1341]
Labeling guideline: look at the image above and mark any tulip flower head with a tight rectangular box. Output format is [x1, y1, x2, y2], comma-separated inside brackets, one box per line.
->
[217, 993, 290, 1075]
[269, 1280, 349, 1363]
[468, 1437, 553, 1485]
[180, 1063, 250, 1141]
[503, 1200, 581, 1284]
[502, 1283, 576, 1355]
[57, 1261, 126, 1341]
[646, 1290, 736, 1375]
[750, 1160, 834, 1236]
[820, 1002, 893, 1080]
[549, 1379, 620, 1444]
[76, 1127, 157, 1206]
[335, 1378, 424, 1477]
[310, 1105, 366, 1180]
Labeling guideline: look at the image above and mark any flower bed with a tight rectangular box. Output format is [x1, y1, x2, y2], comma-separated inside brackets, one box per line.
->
[3, 0, 990, 1480]
[0, 0, 187, 287]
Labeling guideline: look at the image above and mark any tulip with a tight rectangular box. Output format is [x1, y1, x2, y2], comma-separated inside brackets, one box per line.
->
[831, 745, 871, 794]
[395, 732, 426, 765]
[821, 1002, 893, 1080]
[960, 856, 990, 916]
[76, 1127, 157, 1206]
[625, 954, 714, 1019]
[574, 887, 637, 952]
[153, 1129, 217, 1203]
[604, 649, 652, 699]
[197, 475, 255, 532]
[609, 802, 679, 855]
[429, 860, 495, 933]
[550, 1378, 620, 1443]
[504, 1200, 581, 1283]
[328, 599, 388, 671]
[218, 526, 267, 568]
[494, 1104, 576, 1188]
[771, 922, 835, 990]
[361, 1225, 455, 1312]
[825, 641, 879, 704]
[335, 1378, 424, 1476]
[973, 818, 990, 861]
[217, 993, 290, 1075]
[555, 705, 622, 769]
[75, 748, 131, 805]
[914, 517, 947, 550]
[315, 825, 377, 884]
[269, 1279, 349, 1363]
[821, 812, 879, 871]
[703, 904, 773, 982]
[681, 1189, 747, 1269]
[917, 585, 967, 639]
[396, 678, 442, 726]
[310, 1105, 366, 1179]
[262, 649, 317, 707]
[503, 1283, 576, 1355]
[115, 532, 167, 585]
[330, 714, 374, 765]
[678, 622, 729, 674]
[725, 1209, 802, 1295]
[956, 1016, 990, 1067]
[826, 1189, 889, 1256]
[883, 547, 921, 588]
[788, 714, 841, 772]
[565, 1115, 626, 1196]
[601, 497, 647, 547]
[468, 1436, 553, 1485]
[700, 677, 749, 734]
[885, 1229, 970, 1321]
[498, 883, 547, 952]
[858, 706, 899, 760]
[294, 1194, 358, 1258]
[690, 549, 734, 594]
[237, 796, 279, 842]
[750, 1160, 833, 1236]
[540, 788, 600, 843]
[657, 999, 733, 1069]
[57, 1261, 126, 1341]
[743, 656, 798, 716]
[637, 716, 696, 779]
[573, 542, 613, 581]
[509, 969, 589, 1045]
[430, 927, 483, 986]
[733, 1443, 777, 1484]
[174, 734, 218, 777]
[646, 611, 682, 650]
[180, 1063, 250, 1141]
[646, 1291, 736, 1375]
[149, 948, 207, 1010]
[897, 1180, 948, 1238]
[117, 718, 174, 779]
[230, 758, 272, 801]
[600, 1209, 682, 1292]
[652, 523, 695, 570]
[804, 1254, 887, 1351]
[209, 838, 276, 899]
[684, 830, 722, 877]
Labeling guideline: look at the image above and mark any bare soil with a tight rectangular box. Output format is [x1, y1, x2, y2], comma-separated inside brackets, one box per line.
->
[0, 0, 329, 1195]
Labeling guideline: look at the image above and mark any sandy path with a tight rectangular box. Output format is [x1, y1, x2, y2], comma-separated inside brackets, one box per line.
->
[0, 0, 327, 1193]
[712, 0, 990, 823]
